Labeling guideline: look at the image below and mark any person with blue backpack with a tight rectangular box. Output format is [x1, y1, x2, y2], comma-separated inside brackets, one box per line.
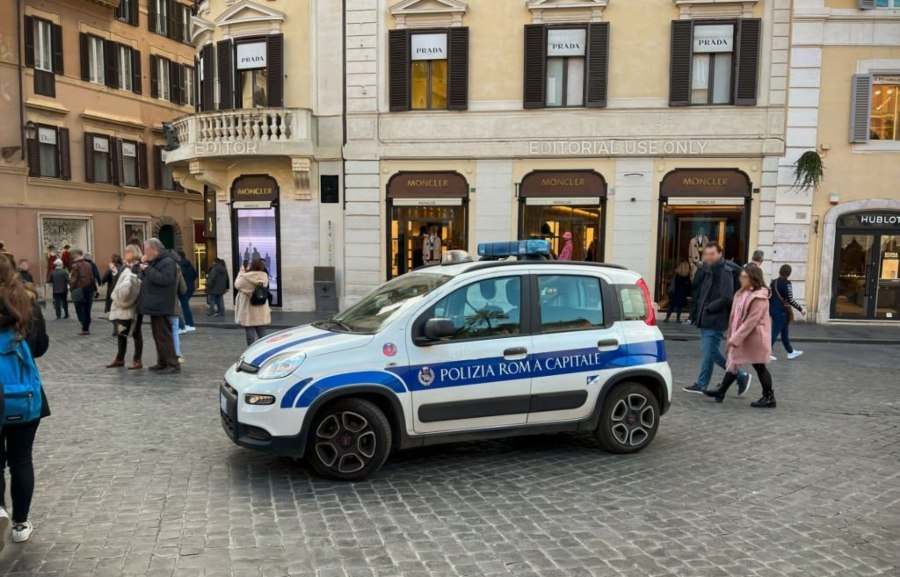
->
[0, 256, 49, 549]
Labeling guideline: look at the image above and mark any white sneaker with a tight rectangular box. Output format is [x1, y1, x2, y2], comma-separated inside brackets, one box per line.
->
[787, 350, 804, 360]
[0, 507, 10, 551]
[12, 521, 33, 543]
[177, 328, 188, 335]
[770, 355, 777, 361]
[178, 356, 185, 364]
[185, 326, 196, 332]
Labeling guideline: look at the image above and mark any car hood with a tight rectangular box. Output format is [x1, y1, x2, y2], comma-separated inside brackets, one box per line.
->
[240, 325, 374, 368]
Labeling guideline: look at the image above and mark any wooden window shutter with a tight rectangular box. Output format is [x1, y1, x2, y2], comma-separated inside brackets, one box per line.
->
[80, 33, 90, 81]
[669, 20, 693, 106]
[170, 62, 182, 105]
[153, 145, 163, 190]
[388, 29, 410, 112]
[217, 40, 234, 110]
[173, 2, 184, 42]
[59, 128, 71, 180]
[266, 34, 284, 107]
[523, 24, 546, 109]
[734, 19, 761, 106]
[24, 16, 34, 68]
[138, 142, 148, 188]
[850, 74, 873, 143]
[201, 44, 215, 111]
[447, 27, 469, 111]
[105, 40, 118, 88]
[148, 0, 157, 33]
[167, 0, 178, 40]
[859, 0, 876, 8]
[150, 55, 159, 98]
[586, 22, 610, 108]
[131, 0, 139, 26]
[27, 137, 40, 177]
[84, 133, 96, 183]
[34, 71, 55, 97]
[132, 49, 142, 94]
[52, 24, 63, 74]
[111, 138, 122, 185]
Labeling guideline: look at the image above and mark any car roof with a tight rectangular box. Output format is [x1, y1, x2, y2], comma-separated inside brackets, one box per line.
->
[413, 259, 641, 282]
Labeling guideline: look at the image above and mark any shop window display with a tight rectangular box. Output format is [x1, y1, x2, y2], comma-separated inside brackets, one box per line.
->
[235, 208, 279, 306]
[390, 205, 465, 278]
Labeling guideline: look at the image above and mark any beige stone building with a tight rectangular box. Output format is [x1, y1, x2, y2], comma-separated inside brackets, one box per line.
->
[0, 0, 202, 285]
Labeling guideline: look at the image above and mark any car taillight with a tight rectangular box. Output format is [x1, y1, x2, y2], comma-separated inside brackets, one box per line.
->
[636, 278, 656, 326]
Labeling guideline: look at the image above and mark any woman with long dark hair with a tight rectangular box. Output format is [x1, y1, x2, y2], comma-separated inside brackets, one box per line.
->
[0, 256, 50, 547]
[770, 264, 805, 360]
[704, 265, 777, 408]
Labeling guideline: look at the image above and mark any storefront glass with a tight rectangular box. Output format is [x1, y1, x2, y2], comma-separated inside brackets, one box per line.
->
[390, 203, 465, 278]
[521, 203, 603, 261]
[832, 211, 900, 320]
[234, 207, 280, 306]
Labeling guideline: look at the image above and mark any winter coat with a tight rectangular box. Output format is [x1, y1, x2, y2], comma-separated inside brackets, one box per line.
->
[49, 269, 69, 295]
[234, 271, 271, 328]
[206, 262, 229, 296]
[101, 267, 121, 313]
[726, 287, 772, 371]
[69, 260, 95, 294]
[695, 259, 737, 331]
[179, 259, 197, 294]
[558, 240, 574, 261]
[171, 258, 186, 316]
[769, 277, 803, 319]
[138, 254, 177, 316]
[109, 266, 142, 321]
[669, 272, 691, 309]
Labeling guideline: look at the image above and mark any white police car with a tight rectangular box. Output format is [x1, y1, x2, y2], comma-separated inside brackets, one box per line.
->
[220, 240, 672, 480]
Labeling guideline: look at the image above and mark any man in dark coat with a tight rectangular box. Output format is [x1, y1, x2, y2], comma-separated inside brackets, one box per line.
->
[205, 259, 229, 316]
[683, 242, 749, 394]
[139, 238, 179, 373]
[176, 250, 197, 331]
[68, 249, 96, 335]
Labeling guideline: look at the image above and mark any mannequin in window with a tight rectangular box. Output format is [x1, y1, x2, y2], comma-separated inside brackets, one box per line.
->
[422, 226, 442, 265]
[688, 228, 709, 278]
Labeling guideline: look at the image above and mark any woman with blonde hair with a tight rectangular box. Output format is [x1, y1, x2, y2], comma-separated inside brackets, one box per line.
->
[664, 260, 692, 323]
[107, 244, 144, 370]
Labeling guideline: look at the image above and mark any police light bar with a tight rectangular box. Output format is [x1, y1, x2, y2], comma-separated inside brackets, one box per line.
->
[477, 240, 551, 258]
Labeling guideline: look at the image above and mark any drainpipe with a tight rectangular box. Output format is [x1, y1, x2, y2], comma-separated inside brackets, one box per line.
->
[17, 0, 25, 160]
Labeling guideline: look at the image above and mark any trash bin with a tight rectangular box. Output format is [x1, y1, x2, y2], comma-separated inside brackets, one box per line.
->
[314, 266, 338, 314]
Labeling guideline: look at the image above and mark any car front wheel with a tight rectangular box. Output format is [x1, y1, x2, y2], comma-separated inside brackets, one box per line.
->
[595, 382, 660, 454]
[306, 398, 392, 481]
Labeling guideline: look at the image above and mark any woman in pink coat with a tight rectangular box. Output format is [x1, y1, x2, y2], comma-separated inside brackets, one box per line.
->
[704, 265, 776, 408]
[558, 231, 574, 261]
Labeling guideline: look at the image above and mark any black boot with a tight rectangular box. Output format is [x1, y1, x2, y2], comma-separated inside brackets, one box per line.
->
[703, 380, 734, 403]
[751, 392, 776, 408]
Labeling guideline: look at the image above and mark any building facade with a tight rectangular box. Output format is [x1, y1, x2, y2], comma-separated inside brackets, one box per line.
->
[343, 0, 790, 310]
[780, 0, 900, 323]
[0, 0, 202, 284]
[165, 0, 343, 310]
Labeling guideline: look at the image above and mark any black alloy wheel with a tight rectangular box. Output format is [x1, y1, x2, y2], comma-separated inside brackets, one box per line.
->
[595, 382, 660, 454]
[306, 398, 392, 481]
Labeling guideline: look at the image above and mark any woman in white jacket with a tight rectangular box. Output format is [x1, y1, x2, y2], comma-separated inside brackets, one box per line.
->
[234, 259, 271, 346]
[106, 245, 144, 369]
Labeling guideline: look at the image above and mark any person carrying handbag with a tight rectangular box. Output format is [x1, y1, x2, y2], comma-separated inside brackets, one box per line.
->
[769, 264, 805, 361]
[234, 259, 271, 346]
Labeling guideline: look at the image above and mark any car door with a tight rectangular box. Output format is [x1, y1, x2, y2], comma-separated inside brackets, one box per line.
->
[405, 274, 534, 434]
[527, 271, 624, 424]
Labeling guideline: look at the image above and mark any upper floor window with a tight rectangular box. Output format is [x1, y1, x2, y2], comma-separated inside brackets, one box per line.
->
[155, 56, 171, 101]
[388, 28, 469, 112]
[118, 45, 134, 92]
[216, 35, 284, 110]
[523, 23, 609, 109]
[851, 73, 900, 143]
[237, 41, 268, 108]
[180, 4, 192, 43]
[88, 135, 112, 184]
[150, 0, 192, 43]
[85, 134, 148, 187]
[873, 0, 900, 7]
[33, 19, 53, 73]
[86, 36, 106, 85]
[27, 125, 70, 180]
[182, 65, 195, 107]
[669, 19, 760, 107]
[154, 146, 183, 192]
[24, 16, 63, 97]
[116, 0, 139, 26]
[153, 0, 169, 37]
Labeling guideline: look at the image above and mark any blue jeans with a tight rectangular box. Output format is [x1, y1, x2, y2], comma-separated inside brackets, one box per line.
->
[771, 313, 793, 354]
[695, 329, 746, 389]
[73, 292, 93, 332]
[209, 294, 225, 315]
[169, 316, 182, 357]
[178, 289, 195, 328]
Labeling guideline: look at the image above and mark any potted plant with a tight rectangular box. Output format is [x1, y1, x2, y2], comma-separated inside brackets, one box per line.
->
[793, 150, 824, 191]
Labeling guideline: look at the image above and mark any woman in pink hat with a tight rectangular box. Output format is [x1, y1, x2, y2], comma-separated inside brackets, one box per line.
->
[558, 231, 574, 261]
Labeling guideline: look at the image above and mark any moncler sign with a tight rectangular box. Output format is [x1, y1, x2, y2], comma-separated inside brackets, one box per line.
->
[411, 33, 447, 61]
[236, 42, 267, 70]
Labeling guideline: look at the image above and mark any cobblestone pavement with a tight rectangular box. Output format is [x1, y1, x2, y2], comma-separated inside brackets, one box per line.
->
[0, 318, 897, 577]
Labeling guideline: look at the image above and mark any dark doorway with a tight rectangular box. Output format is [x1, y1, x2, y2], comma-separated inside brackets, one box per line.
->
[159, 225, 175, 249]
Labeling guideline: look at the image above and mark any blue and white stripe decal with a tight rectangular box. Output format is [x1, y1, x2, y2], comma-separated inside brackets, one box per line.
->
[283, 371, 408, 409]
[251, 332, 333, 366]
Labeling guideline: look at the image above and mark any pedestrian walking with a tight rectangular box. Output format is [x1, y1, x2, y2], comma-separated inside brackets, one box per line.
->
[16, 260, 33, 285]
[703, 266, 776, 408]
[746, 249, 764, 270]
[683, 242, 750, 394]
[206, 258, 229, 316]
[138, 239, 179, 373]
[769, 264, 805, 361]
[84, 254, 102, 300]
[168, 251, 187, 363]
[0, 256, 50, 548]
[107, 245, 144, 370]
[235, 259, 272, 346]
[176, 250, 197, 332]
[558, 231, 574, 261]
[664, 261, 692, 323]
[48, 260, 69, 320]
[101, 255, 124, 336]
[68, 249, 96, 336]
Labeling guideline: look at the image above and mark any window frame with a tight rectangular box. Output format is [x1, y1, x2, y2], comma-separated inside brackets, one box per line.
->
[87, 35, 106, 85]
[33, 18, 53, 73]
[544, 26, 588, 108]
[689, 22, 736, 106]
[120, 139, 140, 187]
[156, 145, 178, 191]
[870, 75, 900, 141]
[90, 135, 113, 184]
[182, 64, 195, 107]
[116, 0, 138, 26]
[35, 125, 61, 178]
[157, 57, 171, 101]
[408, 32, 449, 111]
[534, 274, 606, 334]
[117, 44, 134, 91]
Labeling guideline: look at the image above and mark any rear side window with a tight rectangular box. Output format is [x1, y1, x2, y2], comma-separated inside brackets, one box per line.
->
[537, 275, 603, 332]
[617, 285, 649, 321]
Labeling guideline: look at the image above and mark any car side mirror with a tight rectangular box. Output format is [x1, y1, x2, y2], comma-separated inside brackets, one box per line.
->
[422, 318, 456, 342]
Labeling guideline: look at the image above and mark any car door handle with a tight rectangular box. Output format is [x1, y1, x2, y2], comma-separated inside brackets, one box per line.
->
[503, 347, 528, 357]
[597, 339, 619, 349]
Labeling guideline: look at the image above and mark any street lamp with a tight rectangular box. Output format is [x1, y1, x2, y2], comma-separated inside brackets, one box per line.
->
[24, 121, 36, 141]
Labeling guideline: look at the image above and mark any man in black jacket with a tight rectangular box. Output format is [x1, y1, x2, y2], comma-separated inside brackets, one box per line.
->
[139, 238, 179, 373]
[683, 242, 750, 394]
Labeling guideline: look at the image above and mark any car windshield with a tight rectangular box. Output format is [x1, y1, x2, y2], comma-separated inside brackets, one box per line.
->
[314, 273, 453, 334]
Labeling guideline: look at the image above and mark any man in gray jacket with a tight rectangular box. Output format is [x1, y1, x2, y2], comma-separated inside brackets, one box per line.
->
[139, 238, 179, 373]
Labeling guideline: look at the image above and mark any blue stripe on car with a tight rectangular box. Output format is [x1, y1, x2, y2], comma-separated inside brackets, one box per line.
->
[251, 333, 333, 366]
[280, 378, 313, 408]
[293, 371, 408, 408]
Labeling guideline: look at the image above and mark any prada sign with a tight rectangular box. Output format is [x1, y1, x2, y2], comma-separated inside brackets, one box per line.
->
[236, 42, 267, 70]
[693, 24, 734, 53]
[232, 175, 279, 203]
[411, 33, 447, 61]
[547, 29, 586, 57]
[520, 170, 607, 199]
[660, 169, 751, 198]
[387, 172, 468, 199]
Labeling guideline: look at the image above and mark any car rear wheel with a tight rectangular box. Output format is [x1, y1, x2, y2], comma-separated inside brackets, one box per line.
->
[306, 398, 392, 481]
[595, 382, 660, 454]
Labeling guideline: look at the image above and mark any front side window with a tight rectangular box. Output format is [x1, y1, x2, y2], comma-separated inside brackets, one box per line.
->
[429, 276, 522, 341]
[88, 36, 105, 85]
[158, 58, 171, 101]
[546, 28, 586, 107]
[121, 141, 138, 187]
[871, 75, 900, 141]
[691, 24, 734, 105]
[118, 45, 133, 91]
[33, 19, 53, 73]
[410, 33, 448, 110]
[537, 275, 603, 331]
[321, 273, 453, 334]
[92, 136, 111, 183]
[37, 127, 59, 178]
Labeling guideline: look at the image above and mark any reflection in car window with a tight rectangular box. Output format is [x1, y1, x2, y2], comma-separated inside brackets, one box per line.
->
[429, 276, 521, 340]
[618, 285, 648, 321]
[538, 275, 603, 331]
[320, 273, 453, 333]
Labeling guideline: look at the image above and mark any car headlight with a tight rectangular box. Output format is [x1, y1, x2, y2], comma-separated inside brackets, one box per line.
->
[257, 351, 306, 379]
[245, 394, 276, 405]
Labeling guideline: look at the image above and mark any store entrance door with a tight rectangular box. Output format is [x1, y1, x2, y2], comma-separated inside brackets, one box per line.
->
[520, 200, 604, 261]
[833, 233, 900, 320]
[230, 175, 281, 306]
[389, 201, 466, 278]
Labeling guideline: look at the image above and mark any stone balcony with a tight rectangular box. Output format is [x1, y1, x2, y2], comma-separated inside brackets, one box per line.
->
[165, 108, 314, 164]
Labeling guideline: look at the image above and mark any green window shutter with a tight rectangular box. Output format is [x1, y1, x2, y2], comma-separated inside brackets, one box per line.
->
[850, 74, 872, 143]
